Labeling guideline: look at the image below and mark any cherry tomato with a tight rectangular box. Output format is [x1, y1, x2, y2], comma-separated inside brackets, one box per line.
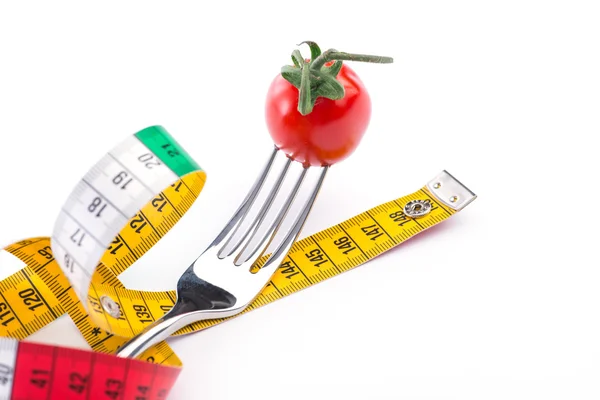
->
[265, 63, 371, 167]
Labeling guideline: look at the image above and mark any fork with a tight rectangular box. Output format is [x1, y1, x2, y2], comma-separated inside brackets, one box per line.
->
[115, 147, 328, 358]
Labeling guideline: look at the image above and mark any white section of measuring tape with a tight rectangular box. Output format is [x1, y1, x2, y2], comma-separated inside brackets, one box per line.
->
[109, 135, 178, 194]
[0, 338, 18, 399]
[50, 135, 179, 304]
[0, 251, 26, 281]
[85, 153, 154, 218]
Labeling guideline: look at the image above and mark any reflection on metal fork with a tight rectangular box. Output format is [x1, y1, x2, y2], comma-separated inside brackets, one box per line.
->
[116, 147, 328, 358]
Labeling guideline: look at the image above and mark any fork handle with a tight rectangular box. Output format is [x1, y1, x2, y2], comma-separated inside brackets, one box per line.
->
[114, 304, 194, 359]
[115, 267, 237, 359]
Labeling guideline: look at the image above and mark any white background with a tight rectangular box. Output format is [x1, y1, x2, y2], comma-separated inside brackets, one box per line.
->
[0, 1, 599, 399]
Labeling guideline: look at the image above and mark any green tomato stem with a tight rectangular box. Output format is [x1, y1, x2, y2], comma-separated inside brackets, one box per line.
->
[282, 41, 394, 116]
[292, 50, 305, 68]
[311, 50, 394, 70]
[298, 62, 313, 115]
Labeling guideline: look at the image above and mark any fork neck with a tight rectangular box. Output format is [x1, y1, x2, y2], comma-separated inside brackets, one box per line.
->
[176, 266, 238, 311]
[115, 266, 238, 359]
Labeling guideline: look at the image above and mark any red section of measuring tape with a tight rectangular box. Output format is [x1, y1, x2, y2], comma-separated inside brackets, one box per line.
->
[10, 341, 180, 399]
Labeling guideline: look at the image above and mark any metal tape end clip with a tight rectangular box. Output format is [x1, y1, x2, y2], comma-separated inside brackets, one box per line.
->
[426, 170, 477, 211]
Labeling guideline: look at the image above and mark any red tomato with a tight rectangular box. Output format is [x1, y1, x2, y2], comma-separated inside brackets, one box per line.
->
[265, 63, 371, 167]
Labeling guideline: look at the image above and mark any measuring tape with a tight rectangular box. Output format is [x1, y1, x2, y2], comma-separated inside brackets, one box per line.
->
[0, 125, 476, 399]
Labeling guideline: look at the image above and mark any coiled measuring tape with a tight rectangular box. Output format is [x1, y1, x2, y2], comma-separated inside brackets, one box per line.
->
[0, 125, 476, 399]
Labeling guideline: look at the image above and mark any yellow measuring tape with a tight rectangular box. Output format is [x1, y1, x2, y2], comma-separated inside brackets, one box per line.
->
[0, 126, 477, 371]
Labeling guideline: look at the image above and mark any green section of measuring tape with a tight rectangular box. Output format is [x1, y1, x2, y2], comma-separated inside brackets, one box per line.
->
[135, 125, 201, 177]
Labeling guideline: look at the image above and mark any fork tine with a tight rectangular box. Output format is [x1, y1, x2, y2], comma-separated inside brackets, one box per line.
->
[244, 165, 329, 271]
[209, 147, 278, 249]
[234, 164, 308, 265]
[218, 157, 292, 258]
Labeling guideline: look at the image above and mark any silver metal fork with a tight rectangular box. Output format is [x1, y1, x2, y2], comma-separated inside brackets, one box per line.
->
[115, 147, 328, 358]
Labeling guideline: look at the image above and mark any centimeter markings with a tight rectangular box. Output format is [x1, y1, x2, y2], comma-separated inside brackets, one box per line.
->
[0, 125, 203, 368]
[0, 337, 180, 400]
[1, 173, 201, 364]
[48, 126, 205, 340]
[0, 240, 63, 340]
[1, 182, 454, 360]
[0, 132, 473, 400]
[1, 238, 181, 367]
[0, 126, 476, 399]
[50, 125, 203, 317]
[58, 125, 448, 340]
[0, 177, 472, 399]
[119, 188, 454, 336]
[0, 337, 17, 399]
[52, 133, 180, 304]
[86, 171, 205, 339]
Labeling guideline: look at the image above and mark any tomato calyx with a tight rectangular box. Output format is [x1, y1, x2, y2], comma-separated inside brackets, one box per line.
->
[280, 41, 393, 116]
